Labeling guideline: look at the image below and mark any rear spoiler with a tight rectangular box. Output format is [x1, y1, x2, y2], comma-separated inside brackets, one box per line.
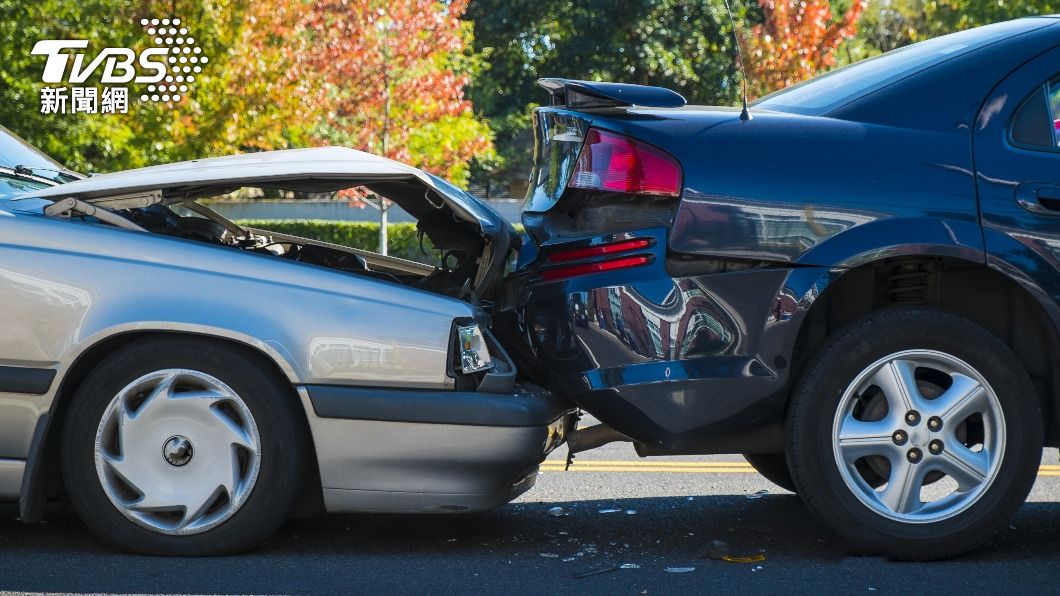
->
[538, 78, 686, 109]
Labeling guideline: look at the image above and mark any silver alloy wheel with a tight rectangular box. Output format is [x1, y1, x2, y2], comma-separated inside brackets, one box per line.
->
[831, 349, 1005, 523]
[93, 368, 261, 535]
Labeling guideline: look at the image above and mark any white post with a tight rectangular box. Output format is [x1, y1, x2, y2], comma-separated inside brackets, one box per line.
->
[378, 200, 389, 256]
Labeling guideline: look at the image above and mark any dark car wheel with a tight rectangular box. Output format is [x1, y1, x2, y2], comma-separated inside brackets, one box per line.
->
[743, 453, 796, 493]
[786, 307, 1042, 560]
[62, 337, 309, 556]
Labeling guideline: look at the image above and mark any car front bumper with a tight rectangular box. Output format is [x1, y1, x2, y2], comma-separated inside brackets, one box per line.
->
[297, 383, 576, 513]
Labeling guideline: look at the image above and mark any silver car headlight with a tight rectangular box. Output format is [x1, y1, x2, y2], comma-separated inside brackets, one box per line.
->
[457, 323, 494, 374]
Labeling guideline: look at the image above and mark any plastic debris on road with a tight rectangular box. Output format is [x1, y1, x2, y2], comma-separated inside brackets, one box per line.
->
[746, 489, 769, 500]
[625, 509, 637, 515]
[664, 566, 696, 573]
[573, 565, 619, 579]
[721, 554, 767, 564]
[706, 539, 730, 560]
[598, 508, 622, 514]
[547, 506, 568, 517]
[619, 563, 640, 569]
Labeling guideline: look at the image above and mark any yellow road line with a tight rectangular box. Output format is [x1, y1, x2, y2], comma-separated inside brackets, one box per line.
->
[539, 460, 1060, 476]
[542, 460, 754, 468]
[541, 467, 758, 474]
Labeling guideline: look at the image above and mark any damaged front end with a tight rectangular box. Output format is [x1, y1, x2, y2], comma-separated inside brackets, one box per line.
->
[25, 147, 519, 304]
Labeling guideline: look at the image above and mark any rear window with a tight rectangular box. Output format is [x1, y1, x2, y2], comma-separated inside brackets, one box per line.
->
[754, 19, 1049, 116]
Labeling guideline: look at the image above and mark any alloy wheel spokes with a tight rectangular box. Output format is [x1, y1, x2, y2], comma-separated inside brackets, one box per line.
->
[935, 441, 990, 491]
[832, 350, 1005, 524]
[837, 416, 900, 461]
[878, 455, 927, 515]
[930, 374, 987, 427]
[868, 359, 922, 416]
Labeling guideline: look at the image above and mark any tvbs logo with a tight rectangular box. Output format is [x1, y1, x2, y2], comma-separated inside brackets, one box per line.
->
[31, 40, 168, 84]
[32, 18, 205, 114]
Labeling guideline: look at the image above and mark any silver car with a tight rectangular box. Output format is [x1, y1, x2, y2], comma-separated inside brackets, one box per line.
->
[0, 127, 574, 555]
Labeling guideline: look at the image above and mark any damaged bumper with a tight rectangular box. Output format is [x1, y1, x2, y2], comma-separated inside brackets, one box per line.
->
[298, 382, 576, 513]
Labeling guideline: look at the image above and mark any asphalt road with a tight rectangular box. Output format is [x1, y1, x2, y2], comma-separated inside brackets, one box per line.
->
[4, 442, 1060, 595]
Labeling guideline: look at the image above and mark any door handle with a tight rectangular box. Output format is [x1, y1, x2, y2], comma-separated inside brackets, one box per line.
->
[1016, 183, 1060, 215]
[1037, 187, 1060, 203]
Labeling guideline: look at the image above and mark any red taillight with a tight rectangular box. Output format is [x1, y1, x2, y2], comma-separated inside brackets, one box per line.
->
[568, 128, 681, 197]
[541, 255, 652, 281]
[547, 238, 652, 263]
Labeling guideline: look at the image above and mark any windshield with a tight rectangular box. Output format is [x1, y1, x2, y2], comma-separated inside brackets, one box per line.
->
[0, 125, 82, 184]
[754, 19, 1053, 116]
[0, 174, 52, 214]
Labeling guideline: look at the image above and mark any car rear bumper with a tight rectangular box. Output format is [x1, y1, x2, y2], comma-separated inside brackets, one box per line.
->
[297, 383, 576, 513]
[498, 229, 835, 450]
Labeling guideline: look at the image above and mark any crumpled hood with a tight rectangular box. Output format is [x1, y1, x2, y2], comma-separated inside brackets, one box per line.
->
[21, 146, 513, 239]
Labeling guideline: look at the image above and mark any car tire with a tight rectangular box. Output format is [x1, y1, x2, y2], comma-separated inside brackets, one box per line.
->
[786, 307, 1042, 560]
[743, 453, 796, 493]
[61, 337, 309, 556]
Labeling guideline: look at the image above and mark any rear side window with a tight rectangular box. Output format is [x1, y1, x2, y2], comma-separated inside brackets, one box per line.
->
[1010, 79, 1060, 151]
[1052, 81, 1060, 147]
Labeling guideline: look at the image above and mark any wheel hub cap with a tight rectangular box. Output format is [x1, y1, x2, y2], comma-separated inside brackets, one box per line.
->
[831, 349, 1005, 524]
[94, 369, 261, 535]
[162, 435, 194, 467]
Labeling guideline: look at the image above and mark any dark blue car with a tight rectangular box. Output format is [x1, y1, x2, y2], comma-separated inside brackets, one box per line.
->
[500, 16, 1060, 559]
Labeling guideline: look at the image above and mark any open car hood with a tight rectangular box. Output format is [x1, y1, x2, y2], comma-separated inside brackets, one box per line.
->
[22, 146, 520, 300]
[20, 146, 513, 241]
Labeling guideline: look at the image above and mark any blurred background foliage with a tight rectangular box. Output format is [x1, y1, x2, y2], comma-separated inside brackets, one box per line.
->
[1, 0, 1058, 192]
[236, 220, 441, 264]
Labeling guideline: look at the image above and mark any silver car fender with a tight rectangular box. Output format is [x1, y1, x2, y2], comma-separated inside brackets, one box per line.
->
[0, 213, 473, 490]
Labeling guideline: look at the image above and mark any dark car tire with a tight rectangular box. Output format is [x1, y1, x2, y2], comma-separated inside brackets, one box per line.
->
[743, 454, 797, 493]
[786, 307, 1042, 560]
[62, 337, 309, 556]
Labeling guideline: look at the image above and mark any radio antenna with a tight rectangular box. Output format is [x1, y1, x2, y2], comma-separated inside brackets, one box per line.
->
[722, 0, 751, 121]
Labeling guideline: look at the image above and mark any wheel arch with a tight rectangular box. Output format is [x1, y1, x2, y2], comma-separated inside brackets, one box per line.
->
[788, 254, 1060, 446]
[21, 330, 322, 523]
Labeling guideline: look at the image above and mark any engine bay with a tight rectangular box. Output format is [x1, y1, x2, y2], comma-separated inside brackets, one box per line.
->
[118, 198, 487, 299]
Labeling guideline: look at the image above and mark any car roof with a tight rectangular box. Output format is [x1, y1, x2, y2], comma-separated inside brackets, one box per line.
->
[754, 17, 1060, 117]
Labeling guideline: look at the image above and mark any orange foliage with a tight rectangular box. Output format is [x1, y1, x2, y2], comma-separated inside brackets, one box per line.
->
[746, 0, 866, 99]
[224, 0, 491, 183]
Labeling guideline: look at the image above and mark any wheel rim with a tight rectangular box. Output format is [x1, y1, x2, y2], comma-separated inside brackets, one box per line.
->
[831, 349, 1005, 524]
[93, 369, 261, 535]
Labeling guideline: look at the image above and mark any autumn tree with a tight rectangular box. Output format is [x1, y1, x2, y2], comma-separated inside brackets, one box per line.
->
[745, 0, 867, 98]
[228, 0, 493, 252]
[852, 0, 1060, 55]
[466, 0, 748, 193]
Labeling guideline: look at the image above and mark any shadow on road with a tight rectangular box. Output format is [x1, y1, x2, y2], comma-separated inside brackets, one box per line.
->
[2, 495, 1060, 594]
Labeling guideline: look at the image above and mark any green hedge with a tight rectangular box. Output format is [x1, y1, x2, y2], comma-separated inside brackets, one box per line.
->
[237, 219, 440, 265]
[238, 219, 527, 267]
